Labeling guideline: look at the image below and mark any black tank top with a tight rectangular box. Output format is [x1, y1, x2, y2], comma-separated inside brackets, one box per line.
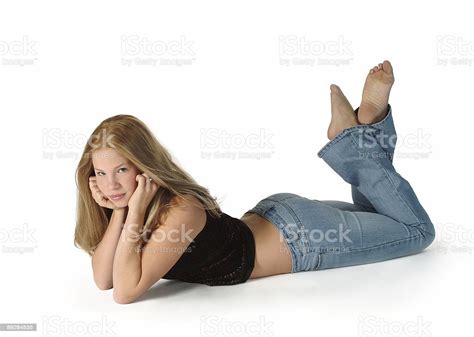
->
[162, 210, 256, 286]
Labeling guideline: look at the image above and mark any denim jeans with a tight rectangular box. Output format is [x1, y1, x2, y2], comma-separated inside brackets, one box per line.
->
[244, 104, 436, 273]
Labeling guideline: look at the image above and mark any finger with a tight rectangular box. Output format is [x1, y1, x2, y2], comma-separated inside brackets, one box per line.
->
[89, 181, 99, 192]
[136, 174, 145, 185]
[88, 183, 106, 205]
[94, 192, 103, 203]
[89, 183, 97, 195]
[93, 188, 106, 202]
[92, 192, 103, 206]
[92, 185, 102, 195]
[142, 173, 153, 185]
[142, 173, 153, 184]
[99, 194, 109, 204]
[90, 184, 99, 194]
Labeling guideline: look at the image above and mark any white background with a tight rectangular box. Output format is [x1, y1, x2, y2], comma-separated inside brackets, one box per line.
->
[0, 0, 471, 336]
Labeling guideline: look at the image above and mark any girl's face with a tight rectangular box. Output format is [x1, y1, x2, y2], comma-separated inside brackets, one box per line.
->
[91, 148, 141, 208]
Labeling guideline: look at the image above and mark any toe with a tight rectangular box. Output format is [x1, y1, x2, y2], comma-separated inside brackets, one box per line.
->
[330, 84, 340, 93]
[382, 60, 393, 74]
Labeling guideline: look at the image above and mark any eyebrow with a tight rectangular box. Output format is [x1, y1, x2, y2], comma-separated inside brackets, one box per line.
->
[94, 162, 127, 172]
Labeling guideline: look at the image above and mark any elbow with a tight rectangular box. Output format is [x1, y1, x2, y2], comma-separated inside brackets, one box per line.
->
[94, 276, 113, 291]
[113, 289, 136, 305]
[97, 283, 113, 291]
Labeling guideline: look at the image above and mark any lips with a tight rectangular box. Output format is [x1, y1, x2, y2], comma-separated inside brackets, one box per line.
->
[109, 193, 125, 200]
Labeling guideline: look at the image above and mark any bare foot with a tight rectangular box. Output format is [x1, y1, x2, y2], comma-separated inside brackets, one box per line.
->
[358, 60, 395, 125]
[327, 84, 359, 140]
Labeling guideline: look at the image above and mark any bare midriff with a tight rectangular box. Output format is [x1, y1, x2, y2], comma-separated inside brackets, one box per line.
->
[240, 212, 293, 279]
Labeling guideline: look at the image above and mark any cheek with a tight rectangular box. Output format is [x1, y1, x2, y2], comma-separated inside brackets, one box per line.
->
[123, 176, 138, 191]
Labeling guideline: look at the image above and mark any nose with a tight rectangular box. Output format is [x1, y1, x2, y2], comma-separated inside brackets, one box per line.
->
[107, 175, 121, 189]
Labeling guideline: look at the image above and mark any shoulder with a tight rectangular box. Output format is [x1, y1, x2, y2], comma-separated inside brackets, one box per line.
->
[170, 194, 204, 210]
[165, 194, 207, 231]
[140, 195, 207, 275]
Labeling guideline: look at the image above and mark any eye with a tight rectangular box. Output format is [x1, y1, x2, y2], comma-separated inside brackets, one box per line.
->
[95, 167, 127, 176]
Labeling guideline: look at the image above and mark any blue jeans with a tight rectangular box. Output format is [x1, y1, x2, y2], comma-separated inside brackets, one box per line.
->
[244, 104, 436, 273]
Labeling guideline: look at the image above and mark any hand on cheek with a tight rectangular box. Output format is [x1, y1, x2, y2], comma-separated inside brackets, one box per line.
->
[89, 176, 120, 210]
[127, 173, 159, 214]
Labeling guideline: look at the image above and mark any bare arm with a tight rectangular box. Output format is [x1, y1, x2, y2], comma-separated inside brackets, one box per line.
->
[112, 198, 206, 305]
[91, 207, 127, 290]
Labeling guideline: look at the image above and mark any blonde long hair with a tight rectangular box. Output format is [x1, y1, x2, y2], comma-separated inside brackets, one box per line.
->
[74, 114, 222, 257]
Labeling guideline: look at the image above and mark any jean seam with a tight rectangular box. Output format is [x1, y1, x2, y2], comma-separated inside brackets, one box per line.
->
[414, 222, 435, 238]
[318, 124, 370, 158]
[314, 253, 322, 269]
[321, 233, 426, 255]
[345, 129, 424, 227]
[320, 126, 426, 245]
[347, 211, 364, 247]
[246, 205, 300, 273]
[272, 199, 311, 254]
